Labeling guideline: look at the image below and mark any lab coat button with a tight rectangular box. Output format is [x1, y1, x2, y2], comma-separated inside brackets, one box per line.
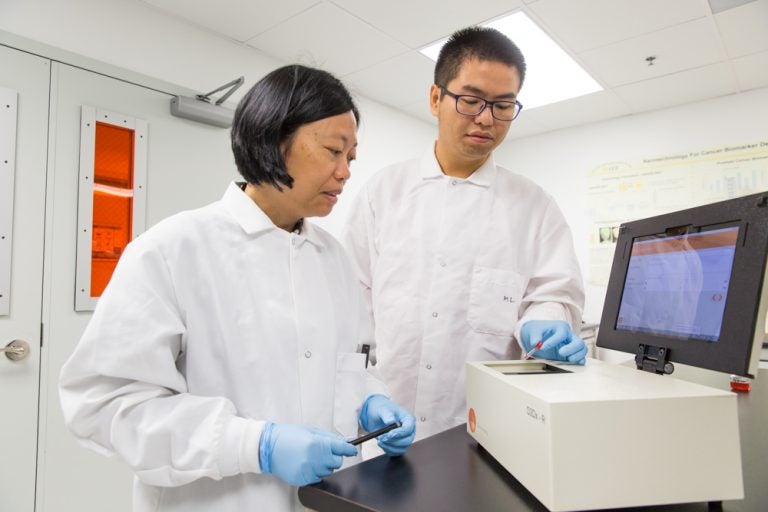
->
[431, 312, 438, 318]
[426, 364, 432, 370]
[420, 416, 426, 422]
[304, 350, 311, 358]
[451, 180, 457, 186]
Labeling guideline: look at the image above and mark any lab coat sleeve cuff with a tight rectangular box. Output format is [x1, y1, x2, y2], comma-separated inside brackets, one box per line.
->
[217, 416, 265, 477]
[239, 419, 267, 475]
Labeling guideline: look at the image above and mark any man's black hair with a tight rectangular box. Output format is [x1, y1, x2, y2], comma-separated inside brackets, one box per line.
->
[434, 26, 526, 88]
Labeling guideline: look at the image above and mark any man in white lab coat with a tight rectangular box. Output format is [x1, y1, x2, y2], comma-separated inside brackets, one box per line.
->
[59, 65, 416, 512]
[343, 27, 587, 442]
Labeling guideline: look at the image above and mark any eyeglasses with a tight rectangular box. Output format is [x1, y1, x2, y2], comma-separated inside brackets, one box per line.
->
[439, 86, 523, 121]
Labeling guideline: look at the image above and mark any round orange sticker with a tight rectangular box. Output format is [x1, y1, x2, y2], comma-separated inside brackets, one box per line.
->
[468, 408, 476, 433]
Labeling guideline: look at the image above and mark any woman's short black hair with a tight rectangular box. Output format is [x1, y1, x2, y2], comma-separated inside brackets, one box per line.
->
[231, 64, 360, 190]
[434, 26, 527, 89]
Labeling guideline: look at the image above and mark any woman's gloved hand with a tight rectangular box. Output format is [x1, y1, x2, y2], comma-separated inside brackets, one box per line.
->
[359, 394, 416, 456]
[259, 422, 357, 486]
[520, 320, 588, 365]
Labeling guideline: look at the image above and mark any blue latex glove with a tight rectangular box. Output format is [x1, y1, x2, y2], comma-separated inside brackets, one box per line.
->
[259, 422, 357, 486]
[359, 394, 416, 456]
[520, 320, 588, 365]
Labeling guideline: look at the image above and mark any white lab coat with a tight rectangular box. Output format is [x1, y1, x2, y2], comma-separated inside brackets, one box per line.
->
[342, 146, 584, 440]
[60, 182, 385, 512]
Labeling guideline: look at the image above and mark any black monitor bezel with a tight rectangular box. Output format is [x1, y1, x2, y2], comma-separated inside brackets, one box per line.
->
[597, 192, 768, 377]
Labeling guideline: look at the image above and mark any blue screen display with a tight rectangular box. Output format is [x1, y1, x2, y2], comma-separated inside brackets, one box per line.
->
[616, 226, 739, 342]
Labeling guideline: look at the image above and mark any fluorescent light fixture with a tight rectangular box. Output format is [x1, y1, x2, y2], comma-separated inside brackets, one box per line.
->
[419, 11, 602, 110]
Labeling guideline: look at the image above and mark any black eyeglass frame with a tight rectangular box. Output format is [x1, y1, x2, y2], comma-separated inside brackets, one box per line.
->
[439, 86, 523, 121]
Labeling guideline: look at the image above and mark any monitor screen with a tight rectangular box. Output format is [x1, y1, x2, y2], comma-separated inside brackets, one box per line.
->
[616, 226, 739, 342]
[598, 192, 768, 377]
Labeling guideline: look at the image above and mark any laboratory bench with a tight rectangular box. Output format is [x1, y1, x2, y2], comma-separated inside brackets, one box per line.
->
[299, 366, 768, 512]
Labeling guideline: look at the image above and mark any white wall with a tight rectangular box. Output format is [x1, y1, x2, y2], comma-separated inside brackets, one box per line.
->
[0, 0, 437, 238]
[494, 86, 768, 324]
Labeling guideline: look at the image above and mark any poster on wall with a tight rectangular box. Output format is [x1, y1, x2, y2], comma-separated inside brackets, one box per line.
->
[587, 139, 768, 286]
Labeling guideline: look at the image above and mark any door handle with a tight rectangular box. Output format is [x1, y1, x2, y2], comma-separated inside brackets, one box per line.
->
[2, 339, 30, 361]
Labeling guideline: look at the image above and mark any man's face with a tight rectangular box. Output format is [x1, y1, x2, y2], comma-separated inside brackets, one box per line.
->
[430, 58, 522, 170]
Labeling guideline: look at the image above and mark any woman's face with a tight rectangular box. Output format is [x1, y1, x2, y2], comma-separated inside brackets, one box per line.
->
[280, 110, 358, 221]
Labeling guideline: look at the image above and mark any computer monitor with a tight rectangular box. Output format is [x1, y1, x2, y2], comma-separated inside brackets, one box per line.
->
[598, 192, 768, 378]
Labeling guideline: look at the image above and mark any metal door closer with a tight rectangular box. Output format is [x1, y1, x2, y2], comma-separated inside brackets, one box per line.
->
[467, 192, 768, 511]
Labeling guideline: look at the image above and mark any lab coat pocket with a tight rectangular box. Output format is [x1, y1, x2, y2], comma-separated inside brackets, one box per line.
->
[333, 352, 367, 439]
[467, 266, 526, 336]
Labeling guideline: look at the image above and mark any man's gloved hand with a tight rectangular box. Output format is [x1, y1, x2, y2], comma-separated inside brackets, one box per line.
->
[259, 422, 357, 486]
[359, 394, 416, 456]
[520, 320, 588, 365]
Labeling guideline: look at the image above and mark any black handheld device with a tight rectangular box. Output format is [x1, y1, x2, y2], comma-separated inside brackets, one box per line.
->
[349, 421, 401, 446]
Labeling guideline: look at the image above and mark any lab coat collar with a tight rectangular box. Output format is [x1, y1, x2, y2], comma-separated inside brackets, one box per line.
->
[222, 182, 325, 248]
[297, 221, 326, 248]
[418, 144, 446, 179]
[419, 142, 497, 188]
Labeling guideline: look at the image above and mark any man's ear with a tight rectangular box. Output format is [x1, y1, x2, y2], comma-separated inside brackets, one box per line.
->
[429, 84, 441, 118]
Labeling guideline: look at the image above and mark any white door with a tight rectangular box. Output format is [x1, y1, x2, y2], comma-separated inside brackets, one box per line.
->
[0, 45, 50, 512]
[36, 61, 236, 511]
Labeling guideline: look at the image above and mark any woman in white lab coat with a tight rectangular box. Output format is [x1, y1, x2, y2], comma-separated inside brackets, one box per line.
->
[59, 64, 416, 512]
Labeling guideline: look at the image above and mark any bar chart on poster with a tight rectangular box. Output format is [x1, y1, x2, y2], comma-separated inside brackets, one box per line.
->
[587, 139, 768, 285]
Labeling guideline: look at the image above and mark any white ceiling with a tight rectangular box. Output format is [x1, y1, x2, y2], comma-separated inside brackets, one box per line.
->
[138, 0, 768, 141]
